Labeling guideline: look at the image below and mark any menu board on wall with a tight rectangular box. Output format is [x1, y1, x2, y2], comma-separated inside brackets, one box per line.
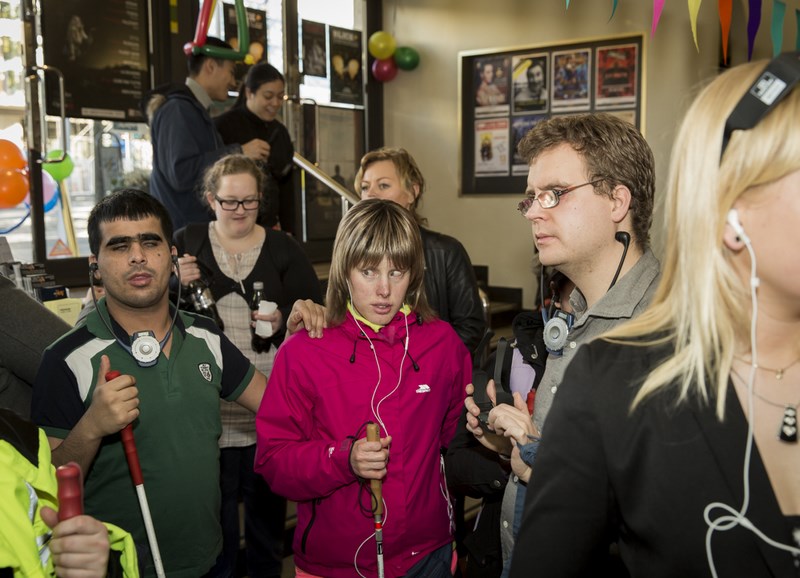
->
[41, 0, 150, 121]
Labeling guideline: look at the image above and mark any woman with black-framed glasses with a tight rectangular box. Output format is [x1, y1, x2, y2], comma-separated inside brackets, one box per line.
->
[173, 153, 323, 578]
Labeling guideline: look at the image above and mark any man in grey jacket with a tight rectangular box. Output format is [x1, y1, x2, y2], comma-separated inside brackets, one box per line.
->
[462, 113, 660, 576]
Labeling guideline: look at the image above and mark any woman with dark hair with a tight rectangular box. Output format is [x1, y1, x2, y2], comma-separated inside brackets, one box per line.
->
[256, 199, 471, 578]
[216, 62, 296, 233]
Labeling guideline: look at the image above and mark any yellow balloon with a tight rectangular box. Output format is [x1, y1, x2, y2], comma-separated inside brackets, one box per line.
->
[368, 30, 396, 60]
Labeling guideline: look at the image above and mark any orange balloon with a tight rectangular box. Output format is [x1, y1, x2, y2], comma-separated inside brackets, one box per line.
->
[0, 139, 26, 171]
[0, 168, 29, 209]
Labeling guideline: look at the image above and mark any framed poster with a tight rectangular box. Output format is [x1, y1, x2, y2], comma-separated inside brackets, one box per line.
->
[41, 0, 150, 121]
[302, 20, 328, 78]
[459, 34, 644, 195]
[223, 4, 267, 84]
[328, 26, 363, 106]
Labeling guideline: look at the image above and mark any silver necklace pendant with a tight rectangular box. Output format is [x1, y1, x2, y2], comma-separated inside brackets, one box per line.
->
[779, 406, 798, 443]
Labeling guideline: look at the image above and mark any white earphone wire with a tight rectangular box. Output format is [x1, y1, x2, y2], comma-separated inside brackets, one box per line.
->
[703, 226, 800, 578]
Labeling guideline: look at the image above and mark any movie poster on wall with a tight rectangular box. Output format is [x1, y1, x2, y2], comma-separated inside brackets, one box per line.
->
[474, 56, 511, 117]
[551, 48, 591, 112]
[512, 114, 548, 175]
[595, 44, 638, 108]
[512, 53, 549, 114]
[459, 34, 644, 195]
[223, 4, 267, 84]
[41, 0, 150, 121]
[474, 118, 510, 177]
[302, 20, 328, 78]
[329, 26, 363, 106]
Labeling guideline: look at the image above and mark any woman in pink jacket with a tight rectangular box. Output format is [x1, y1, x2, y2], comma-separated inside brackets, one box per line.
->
[255, 199, 471, 578]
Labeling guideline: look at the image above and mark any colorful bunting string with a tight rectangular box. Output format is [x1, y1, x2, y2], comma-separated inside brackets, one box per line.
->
[688, 0, 703, 51]
[652, 0, 666, 35]
[719, 0, 733, 63]
[747, 0, 763, 60]
[771, 0, 786, 56]
[610, 0, 619, 20]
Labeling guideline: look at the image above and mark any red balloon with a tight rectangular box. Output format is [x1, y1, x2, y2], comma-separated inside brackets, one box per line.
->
[0, 168, 29, 209]
[371, 57, 398, 82]
[0, 139, 26, 171]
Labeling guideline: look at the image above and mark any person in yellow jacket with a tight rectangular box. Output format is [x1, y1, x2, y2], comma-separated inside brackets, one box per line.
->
[0, 408, 138, 577]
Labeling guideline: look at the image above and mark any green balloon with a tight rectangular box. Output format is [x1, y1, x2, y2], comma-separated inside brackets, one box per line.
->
[42, 150, 75, 182]
[394, 46, 420, 71]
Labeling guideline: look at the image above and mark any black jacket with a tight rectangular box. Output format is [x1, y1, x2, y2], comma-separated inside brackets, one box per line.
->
[511, 337, 797, 578]
[214, 106, 296, 233]
[420, 227, 485, 354]
[173, 223, 323, 348]
[445, 311, 548, 576]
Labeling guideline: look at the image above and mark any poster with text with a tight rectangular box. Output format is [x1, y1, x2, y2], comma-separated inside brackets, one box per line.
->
[302, 20, 327, 78]
[224, 4, 267, 84]
[551, 48, 591, 112]
[41, 0, 150, 121]
[512, 114, 548, 175]
[475, 118, 510, 177]
[595, 44, 638, 108]
[329, 26, 363, 105]
[474, 56, 510, 117]
[512, 53, 549, 114]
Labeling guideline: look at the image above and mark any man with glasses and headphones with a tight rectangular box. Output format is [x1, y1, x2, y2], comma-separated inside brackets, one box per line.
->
[31, 189, 267, 578]
[457, 112, 661, 576]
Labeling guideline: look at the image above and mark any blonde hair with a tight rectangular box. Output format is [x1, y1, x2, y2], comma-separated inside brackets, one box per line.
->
[607, 59, 800, 418]
[201, 154, 264, 205]
[354, 147, 427, 225]
[326, 199, 435, 326]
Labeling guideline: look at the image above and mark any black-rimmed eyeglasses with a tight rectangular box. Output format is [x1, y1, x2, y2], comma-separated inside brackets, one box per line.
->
[214, 196, 260, 211]
[517, 179, 605, 215]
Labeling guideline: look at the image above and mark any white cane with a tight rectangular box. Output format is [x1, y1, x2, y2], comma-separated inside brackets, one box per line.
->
[107, 370, 166, 578]
[366, 423, 385, 578]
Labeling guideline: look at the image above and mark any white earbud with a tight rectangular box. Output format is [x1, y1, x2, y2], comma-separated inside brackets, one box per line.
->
[727, 209, 750, 245]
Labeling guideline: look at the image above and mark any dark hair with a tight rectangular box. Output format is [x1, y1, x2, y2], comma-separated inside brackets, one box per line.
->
[187, 37, 234, 77]
[88, 189, 174, 255]
[234, 61, 285, 107]
[516, 113, 655, 248]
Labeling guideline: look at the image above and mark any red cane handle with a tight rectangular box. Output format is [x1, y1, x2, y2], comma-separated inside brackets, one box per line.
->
[56, 462, 84, 521]
[366, 423, 383, 517]
[105, 370, 144, 486]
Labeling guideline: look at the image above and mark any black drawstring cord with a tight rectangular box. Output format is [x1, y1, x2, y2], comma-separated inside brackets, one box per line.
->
[349, 339, 358, 363]
[407, 350, 420, 372]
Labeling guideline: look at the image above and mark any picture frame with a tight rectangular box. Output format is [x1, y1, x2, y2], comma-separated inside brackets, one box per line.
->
[458, 33, 645, 195]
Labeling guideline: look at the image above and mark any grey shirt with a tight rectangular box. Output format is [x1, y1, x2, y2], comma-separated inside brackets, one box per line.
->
[500, 248, 662, 566]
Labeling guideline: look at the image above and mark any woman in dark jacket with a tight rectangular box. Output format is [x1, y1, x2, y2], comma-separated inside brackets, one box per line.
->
[215, 62, 296, 234]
